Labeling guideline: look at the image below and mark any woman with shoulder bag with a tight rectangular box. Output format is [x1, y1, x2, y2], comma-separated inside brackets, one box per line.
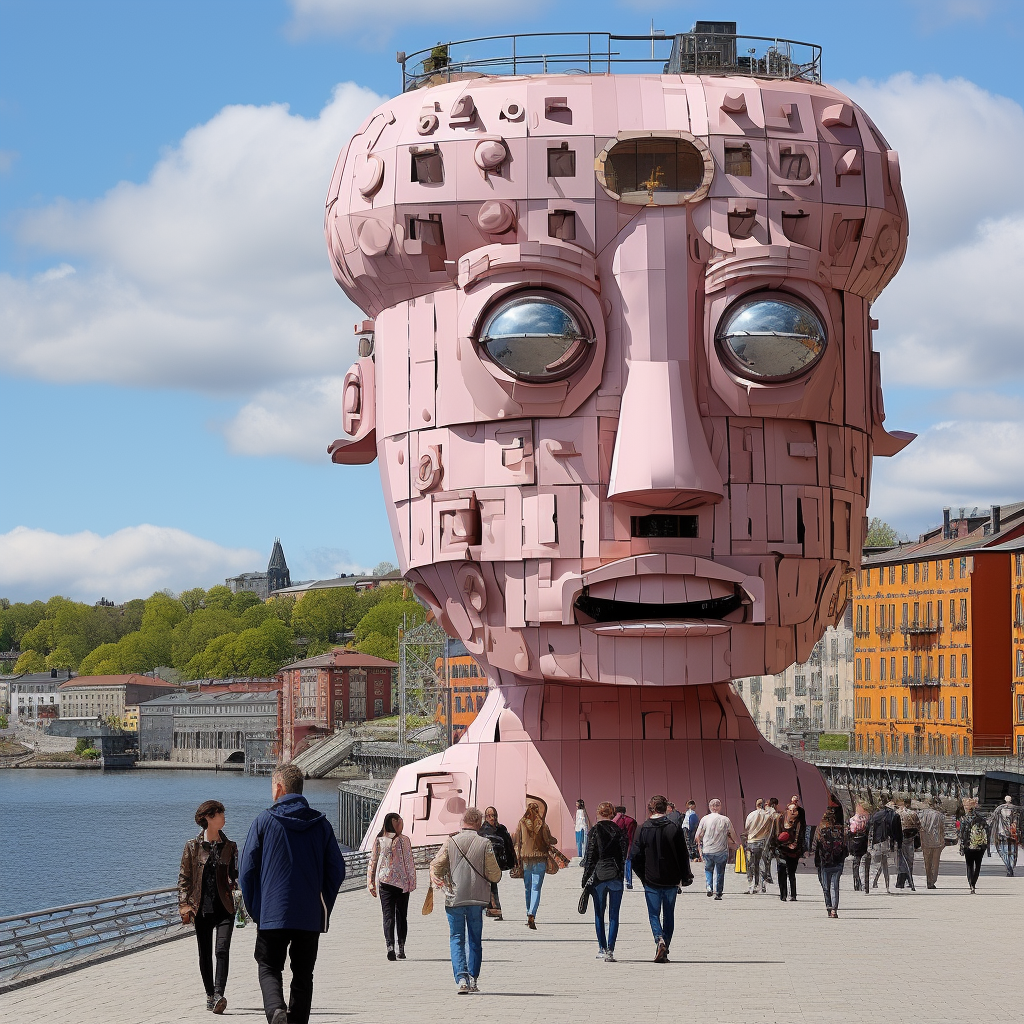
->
[480, 806, 514, 920]
[512, 801, 557, 929]
[177, 800, 239, 1015]
[958, 797, 990, 894]
[368, 812, 417, 960]
[812, 806, 849, 918]
[581, 802, 628, 962]
[847, 800, 872, 892]
[774, 803, 805, 902]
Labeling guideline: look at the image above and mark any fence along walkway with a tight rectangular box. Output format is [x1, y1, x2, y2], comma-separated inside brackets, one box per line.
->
[0, 846, 440, 993]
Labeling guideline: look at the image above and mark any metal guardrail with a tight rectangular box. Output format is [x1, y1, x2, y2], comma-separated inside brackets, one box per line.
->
[804, 750, 1024, 774]
[399, 31, 822, 92]
[0, 844, 441, 992]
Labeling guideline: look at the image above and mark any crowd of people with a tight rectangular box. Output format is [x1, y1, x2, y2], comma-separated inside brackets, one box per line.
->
[176, 769, 1023, 1014]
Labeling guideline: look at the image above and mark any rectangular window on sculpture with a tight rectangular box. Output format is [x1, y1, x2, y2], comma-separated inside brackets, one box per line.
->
[547, 142, 576, 177]
[724, 143, 752, 176]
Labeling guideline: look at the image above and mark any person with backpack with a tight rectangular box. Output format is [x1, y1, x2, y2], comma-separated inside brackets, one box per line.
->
[367, 812, 417, 960]
[629, 794, 693, 962]
[581, 801, 628, 962]
[868, 798, 903, 894]
[812, 806, 849, 918]
[480, 806, 515, 920]
[895, 799, 920, 891]
[958, 797, 990, 894]
[846, 800, 872, 892]
[612, 805, 638, 889]
[429, 806, 501, 994]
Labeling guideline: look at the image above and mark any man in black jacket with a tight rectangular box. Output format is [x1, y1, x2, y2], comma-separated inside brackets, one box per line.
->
[628, 794, 693, 963]
[868, 797, 903, 894]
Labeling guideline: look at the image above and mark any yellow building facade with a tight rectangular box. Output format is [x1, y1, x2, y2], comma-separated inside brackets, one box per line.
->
[1011, 545, 1024, 757]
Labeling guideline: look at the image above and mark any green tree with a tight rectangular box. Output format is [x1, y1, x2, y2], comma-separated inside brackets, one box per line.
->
[231, 591, 262, 615]
[0, 600, 47, 651]
[178, 588, 207, 614]
[291, 588, 357, 650]
[170, 608, 240, 671]
[203, 586, 235, 611]
[865, 517, 900, 547]
[353, 597, 425, 663]
[13, 650, 45, 673]
[372, 560, 398, 577]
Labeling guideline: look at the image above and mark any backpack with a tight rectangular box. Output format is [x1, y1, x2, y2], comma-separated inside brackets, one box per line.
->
[817, 826, 848, 866]
[485, 829, 514, 871]
[967, 821, 988, 851]
[591, 824, 623, 882]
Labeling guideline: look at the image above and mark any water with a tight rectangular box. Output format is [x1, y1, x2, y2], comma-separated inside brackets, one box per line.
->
[0, 770, 346, 917]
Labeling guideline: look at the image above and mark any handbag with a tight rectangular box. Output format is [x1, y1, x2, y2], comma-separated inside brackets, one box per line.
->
[421, 886, 434, 915]
[552, 848, 570, 869]
[545, 852, 560, 875]
[232, 889, 249, 928]
[734, 844, 746, 873]
[577, 880, 594, 915]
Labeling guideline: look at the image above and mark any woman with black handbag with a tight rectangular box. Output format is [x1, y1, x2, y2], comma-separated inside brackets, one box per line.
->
[480, 806, 515, 920]
[581, 802, 628, 962]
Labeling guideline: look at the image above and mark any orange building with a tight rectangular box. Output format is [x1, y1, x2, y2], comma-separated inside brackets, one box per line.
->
[436, 639, 490, 742]
[853, 504, 1024, 757]
[1001, 539, 1024, 757]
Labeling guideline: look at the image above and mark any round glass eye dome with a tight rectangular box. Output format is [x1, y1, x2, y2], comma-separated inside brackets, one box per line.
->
[716, 294, 827, 381]
[479, 292, 593, 382]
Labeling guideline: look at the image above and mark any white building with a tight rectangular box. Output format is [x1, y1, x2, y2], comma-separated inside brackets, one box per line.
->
[733, 604, 855, 750]
[8, 669, 71, 724]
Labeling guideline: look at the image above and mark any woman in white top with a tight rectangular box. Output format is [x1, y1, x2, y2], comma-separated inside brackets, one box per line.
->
[368, 812, 417, 960]
[575, 800, 592, 859]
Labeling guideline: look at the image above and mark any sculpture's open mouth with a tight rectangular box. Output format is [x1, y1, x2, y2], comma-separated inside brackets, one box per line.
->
[573, 590, 744, 623]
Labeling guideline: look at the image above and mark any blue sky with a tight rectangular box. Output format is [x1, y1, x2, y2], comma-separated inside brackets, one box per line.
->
[3, 0, 1024, 602]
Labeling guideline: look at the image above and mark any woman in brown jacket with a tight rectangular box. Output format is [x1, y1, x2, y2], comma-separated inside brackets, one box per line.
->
[178, 800, 239, 1014]
[512, 801, 557, 929]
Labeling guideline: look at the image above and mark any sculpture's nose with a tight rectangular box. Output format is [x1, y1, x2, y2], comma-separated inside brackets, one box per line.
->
[608, 359, 724, 509]
[607, 209, 723, 510]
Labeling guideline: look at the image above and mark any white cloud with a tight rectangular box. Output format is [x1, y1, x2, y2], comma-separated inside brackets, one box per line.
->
[838, 74, 1024, 390]
[870, 419, 1024, 531]
[0, 525, 262, 604]
[222, 376, 346, 462]
[1, 83, 381, 393]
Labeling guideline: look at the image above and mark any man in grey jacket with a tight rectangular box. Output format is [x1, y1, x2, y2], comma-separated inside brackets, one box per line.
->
[990, 795, 1021, 876]
[430, 807, 501, 994]
[917, 797, 946, 889]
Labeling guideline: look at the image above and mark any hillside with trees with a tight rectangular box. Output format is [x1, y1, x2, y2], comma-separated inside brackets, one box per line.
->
[0, 581, 426, 680]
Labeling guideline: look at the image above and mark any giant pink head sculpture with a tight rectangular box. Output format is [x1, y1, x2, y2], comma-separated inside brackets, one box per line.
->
[325, 31, 911, 846]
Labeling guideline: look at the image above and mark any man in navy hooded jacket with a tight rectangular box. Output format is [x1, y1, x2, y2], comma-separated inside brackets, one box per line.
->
[240, 762, 346, 1024]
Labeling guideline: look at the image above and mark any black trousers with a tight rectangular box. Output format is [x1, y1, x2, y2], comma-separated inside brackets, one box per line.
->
[778, 856, 799, 899]
[194, 907, 233, 997]
[964, 849, 984, 888]
[379, 883, 410, 949]
[254, 929, 320, 1024]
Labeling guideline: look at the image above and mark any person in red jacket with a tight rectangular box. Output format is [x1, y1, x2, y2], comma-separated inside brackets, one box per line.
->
[612, 806, 638, 889]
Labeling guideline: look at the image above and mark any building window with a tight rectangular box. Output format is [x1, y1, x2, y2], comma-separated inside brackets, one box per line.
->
[951, 735, 959, 755]
[889, 566, 895, 584]
[890, 656, 896, 680]
[1016, 552, 1023, 577]
[1019, 735, 1024, 757]
[949, 559, 955, 579]
[903, 734, 910, 754]
[913, 563, 919, 583]
[865, 659, 872, 681]
[902, 696, 909, 719]
[950, 696, 957, 720]
[880, 658, 887, 681]
[938, 656, 945, 680]
[1017, 650, 1024, 678]
[959, 557, 967, 578]
[901, 564, 908, 584]
[923, 562, 929, 582]
[961, 653, 968, 678]
[902, 603, 908, 626]
[950, 654, 957, 680]
[776, 707, 785, 732]
[901, 656, 908, 682]
[962, 695, 969, 720]
[936, 560, 943, 580]
[856, 605, 863, 633]
[855, 660, 862, 681]
[880, 698, 887, 719]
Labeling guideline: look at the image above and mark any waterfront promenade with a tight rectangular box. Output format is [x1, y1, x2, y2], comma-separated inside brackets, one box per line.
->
[2, 857, 1020, 1024]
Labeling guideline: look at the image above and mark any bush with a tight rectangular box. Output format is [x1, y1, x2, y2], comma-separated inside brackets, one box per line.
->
[818, 733, 850, 751]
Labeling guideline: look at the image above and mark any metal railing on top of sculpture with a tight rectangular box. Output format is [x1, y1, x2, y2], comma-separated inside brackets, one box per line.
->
[0, 845, 441, 993]
[399, 32, 822, 92]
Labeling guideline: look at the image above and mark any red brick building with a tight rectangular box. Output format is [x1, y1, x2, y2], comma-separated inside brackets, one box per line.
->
[278, 650, 397, 759]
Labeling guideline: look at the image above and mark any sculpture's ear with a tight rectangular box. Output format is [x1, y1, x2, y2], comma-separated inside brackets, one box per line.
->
[328, 356, 377, 465]
[870, 350, 914, 457]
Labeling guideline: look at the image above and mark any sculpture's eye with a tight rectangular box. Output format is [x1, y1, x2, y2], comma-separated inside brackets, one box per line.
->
[716, 295, 827, 382]
[479, 292, 593, 382]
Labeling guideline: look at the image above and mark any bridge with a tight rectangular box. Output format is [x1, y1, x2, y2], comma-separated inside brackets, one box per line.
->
[2, 846, 1020, 1022]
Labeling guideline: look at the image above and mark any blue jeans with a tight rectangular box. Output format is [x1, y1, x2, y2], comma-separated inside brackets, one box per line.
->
[576, 830, 586, 857]
[643, 885, 677, 947]
[445, 905, 483, 982]
[523, 861, 546, 916]
[591, 879, 623, 952]
[998, 840, 1017, 873]
[819, 864, 843, 910]
[703, 850, 728, 894]
[624, 858, 633, 885]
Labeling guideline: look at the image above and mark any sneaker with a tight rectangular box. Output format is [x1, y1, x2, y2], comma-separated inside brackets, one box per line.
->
[604, 950, 617, 963]
[469, 978, 480, 994]
[457, 979, 470, 995]
[654, 939, 668, 963]
[625, 883, 633, 890]
[714, 893, 723, 900]
[746, 885, 754, 894]
[212, 996, 227, 1015]
[789, 895, 797, 902]
[760, 883, 766, 894]
[397, 946, 406, 959]
[206, 996, 215, 1012]
[596, 948, 607, 959]
[706, 890, 713, 897]
[271, 1011, 288, 1024]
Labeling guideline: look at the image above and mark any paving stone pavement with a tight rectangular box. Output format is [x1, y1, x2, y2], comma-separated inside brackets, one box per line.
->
[3, 855, 1020, 1024]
